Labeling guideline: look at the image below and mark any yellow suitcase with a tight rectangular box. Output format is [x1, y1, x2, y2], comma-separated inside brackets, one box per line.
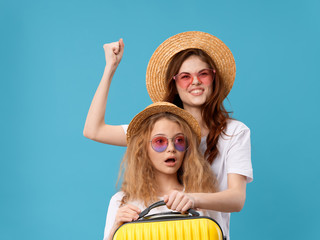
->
[112, 200, 225, 240]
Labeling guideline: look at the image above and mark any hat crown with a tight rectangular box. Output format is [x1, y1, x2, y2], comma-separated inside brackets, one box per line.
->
[146, 31, 236, 102]
[127, 102, 201, 144]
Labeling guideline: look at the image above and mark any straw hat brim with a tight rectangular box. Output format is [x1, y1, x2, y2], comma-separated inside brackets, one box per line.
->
[146, 31, 236, 102]
[127, 102, 201, 144]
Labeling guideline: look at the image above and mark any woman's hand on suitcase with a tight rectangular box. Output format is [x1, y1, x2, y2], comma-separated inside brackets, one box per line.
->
[114, 204, 141, 227]
[164, 190, 195, 213]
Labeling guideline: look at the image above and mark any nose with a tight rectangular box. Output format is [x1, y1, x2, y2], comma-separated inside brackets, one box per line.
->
[191, 74, 201, 85]
[166, 139, 176, 152]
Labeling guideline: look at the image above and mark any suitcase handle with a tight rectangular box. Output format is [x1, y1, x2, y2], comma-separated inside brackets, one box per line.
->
[138, 200, 199, 219]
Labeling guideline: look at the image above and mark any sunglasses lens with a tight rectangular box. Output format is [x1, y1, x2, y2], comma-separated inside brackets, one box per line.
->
[175, 73, 192, 88]
[174, 135, 187, 152]
[151, 136, 168, 152]
[197, 69, 214, 85]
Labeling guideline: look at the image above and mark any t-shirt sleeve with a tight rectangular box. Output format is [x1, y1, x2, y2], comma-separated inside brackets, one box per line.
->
[226, 126, 253, 183]
[121, 125, 128, 135]
[103, 192, 123, 240]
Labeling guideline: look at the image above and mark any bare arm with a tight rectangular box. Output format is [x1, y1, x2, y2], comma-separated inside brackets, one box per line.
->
[83, 39, 127, 146]
[192, 173, 247, 212]
[106, 204, 141, 240]
[164, 173, 247, 213]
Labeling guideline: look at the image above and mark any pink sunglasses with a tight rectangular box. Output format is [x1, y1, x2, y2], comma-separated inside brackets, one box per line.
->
[173, 68, 216, 88]
[150, 134, 188, 152]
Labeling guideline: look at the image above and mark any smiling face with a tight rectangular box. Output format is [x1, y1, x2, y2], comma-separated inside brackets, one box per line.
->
[175, 55, 213, 109]
[147, 118, 185, 178]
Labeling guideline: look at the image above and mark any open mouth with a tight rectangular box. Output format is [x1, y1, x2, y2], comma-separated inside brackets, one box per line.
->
[189, 89, 204, 96]
[165, 158, 176, 166]
[165, 158, 176, 163]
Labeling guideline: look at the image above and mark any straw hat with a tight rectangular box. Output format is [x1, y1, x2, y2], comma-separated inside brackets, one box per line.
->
[127, 102, 201, 144]
[146, 31, 236, 102]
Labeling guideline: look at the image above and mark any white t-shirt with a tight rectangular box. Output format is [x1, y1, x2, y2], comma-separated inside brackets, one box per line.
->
[103, 191, 220, 240]
[113, 119, 253, 239]
[198, 119, 253, 239]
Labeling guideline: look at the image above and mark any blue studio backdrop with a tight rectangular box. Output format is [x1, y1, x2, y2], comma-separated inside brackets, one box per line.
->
[1, 0, 319, 239]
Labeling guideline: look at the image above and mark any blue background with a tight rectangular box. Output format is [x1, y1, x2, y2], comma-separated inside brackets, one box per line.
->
[1, 0, 319, 239]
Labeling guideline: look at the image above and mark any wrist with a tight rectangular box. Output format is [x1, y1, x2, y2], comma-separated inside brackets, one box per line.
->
[103, 66, 117, 80]
[187, 193, 198, 209]
[104, 64, 117, 73]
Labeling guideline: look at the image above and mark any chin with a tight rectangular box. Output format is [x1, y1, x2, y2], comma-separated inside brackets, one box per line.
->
[161, 168, 180, 175]
[180, 94, 209, 106]
[184, 99, 207, 108]
[193, 99, 207, 105]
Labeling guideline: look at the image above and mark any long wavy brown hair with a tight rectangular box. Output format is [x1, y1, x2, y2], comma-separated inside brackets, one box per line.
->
[164, 49, 231, 165]
[119, 112, 217, 207]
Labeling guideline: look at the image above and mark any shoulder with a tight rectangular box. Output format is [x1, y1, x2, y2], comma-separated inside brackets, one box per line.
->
[218, 119, 251, 144]
[109, 191, 125, 205]
[109, 192, 145, 209]
[224, 119, 250, 135]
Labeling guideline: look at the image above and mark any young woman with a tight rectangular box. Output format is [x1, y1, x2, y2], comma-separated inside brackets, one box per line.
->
[103, 102, 217, 240]
[84, 31, 253, 239]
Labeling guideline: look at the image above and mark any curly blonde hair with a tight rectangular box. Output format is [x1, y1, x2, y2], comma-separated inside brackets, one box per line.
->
[118, 112, 217, 207]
